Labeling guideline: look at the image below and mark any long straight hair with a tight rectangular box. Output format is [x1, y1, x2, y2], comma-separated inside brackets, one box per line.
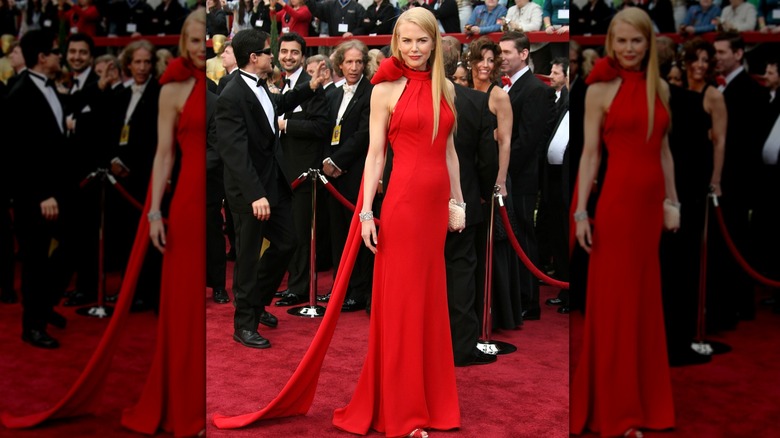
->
[605, 7, 670, 140]
[390, 8, 456, 141]
[179, 9, 206, 64]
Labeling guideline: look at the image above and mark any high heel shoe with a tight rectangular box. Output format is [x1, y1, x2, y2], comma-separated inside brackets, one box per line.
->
[623, 428, 643, 437]
[408, 428, 428, 438]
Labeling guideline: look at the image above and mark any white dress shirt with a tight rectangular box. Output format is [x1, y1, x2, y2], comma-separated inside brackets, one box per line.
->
[28, 70, 64, 134]
[240, 69, 276, 134]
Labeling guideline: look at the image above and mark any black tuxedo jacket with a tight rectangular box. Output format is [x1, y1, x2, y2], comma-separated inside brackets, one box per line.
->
[106, 80, 161, 197]
[217, 69, 237, 95]
[722, 70, 769, 198]
[507, 69, 555, 194]
[326, 78, 373, 201]
[68, 70, 106, 176]
[452, 83, 498, 226]
[280, 70, 330, 192]
[6, 73, 74, 208]
[423, 0, 460, 34]
[216, 73, 319, 213]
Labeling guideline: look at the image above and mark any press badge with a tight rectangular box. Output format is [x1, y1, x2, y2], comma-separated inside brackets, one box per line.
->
[559, 9, 569, 19]
[127, 23, 138, 33]
[120, 124, 130, 146]
[338, 23, 349, 33]
[331, 124, 342, 145]
[282, 26, 290, 33]
[255, 19, 264, 27]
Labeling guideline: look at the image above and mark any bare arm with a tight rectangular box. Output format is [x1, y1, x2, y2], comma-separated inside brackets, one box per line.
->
[148, 80, 190, 252]
[574, 83, 609, 253]
[491, 87, 512, 196]
[705, 86, 727, 196]
[660, 133, 678, 205]
[360, 81, 395, 253]
[446, 131, 463, 205]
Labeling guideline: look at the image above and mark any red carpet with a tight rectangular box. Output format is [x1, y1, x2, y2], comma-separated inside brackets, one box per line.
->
[206, 265, 570, 438]
[570, 290, 780, 437]
[0, 274, 169, 437]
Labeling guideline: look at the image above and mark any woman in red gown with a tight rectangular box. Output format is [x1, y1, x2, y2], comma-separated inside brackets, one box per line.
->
[122, 9, 207, 437]
[571, 8, 680, 437]
[1, 9, 207, 437]
[213, 8, 464, 438]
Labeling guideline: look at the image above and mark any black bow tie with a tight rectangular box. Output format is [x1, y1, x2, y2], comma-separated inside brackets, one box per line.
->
[240, 71, 265, 87]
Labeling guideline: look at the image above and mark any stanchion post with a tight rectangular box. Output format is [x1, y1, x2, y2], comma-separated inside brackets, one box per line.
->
[691, 192, 730, 356]
[76, 169, 114, 318]
[477, 187, 517, 355]
[288, 169, 326, 318]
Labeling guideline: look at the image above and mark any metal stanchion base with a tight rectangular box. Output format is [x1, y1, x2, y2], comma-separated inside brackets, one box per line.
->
[477, 339, 517, 356]
[76, 305, 114, 318]
[288, 305, 326, 318]
[691, 340, 732, 356]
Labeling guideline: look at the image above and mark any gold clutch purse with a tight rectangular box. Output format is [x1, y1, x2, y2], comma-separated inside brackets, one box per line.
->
[448, 199, 466, 231]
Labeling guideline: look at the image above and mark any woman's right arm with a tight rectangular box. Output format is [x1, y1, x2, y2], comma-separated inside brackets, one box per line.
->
[704, 86, 727, 196]
[147, 82, 182, 253]
[360, 82, 394, 253]
[574, 83, 606, 253]
[490, 87, 512, 196]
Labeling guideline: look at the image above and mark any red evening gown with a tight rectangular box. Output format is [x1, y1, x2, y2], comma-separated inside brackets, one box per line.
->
[121, 57, 207, 436]
[570, 57, 676, 437]
[1, 58, 206, 437]
[213, 57, 461, 437]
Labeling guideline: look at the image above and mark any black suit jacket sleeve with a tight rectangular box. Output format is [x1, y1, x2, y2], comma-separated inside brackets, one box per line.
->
[284, 84, 330, 140]
[206, 90, 220, 173]
[216, 89, 267, 203]
[271, 81, 318, 116]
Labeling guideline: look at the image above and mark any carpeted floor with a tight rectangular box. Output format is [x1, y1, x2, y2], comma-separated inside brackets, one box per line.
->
[206, 267, 570, 438]
[570, 291, 780, 437]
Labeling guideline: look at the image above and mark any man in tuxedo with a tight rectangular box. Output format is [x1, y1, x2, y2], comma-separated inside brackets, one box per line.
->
[216, 28, 328, 349]
[709, 32, 768, 329]
[272, 33, 330, 307]
[206, 89, 230, 304]
[104, 39, 162, 311]
[61, 33, 103, 307]
[320, 40, 374, 312]
[498, 31, 555, 321]
[550, 57, 568, 114]
[217, 41, 238, 95]
[6, 30, 75, 348]
[442, 43, 499, 366]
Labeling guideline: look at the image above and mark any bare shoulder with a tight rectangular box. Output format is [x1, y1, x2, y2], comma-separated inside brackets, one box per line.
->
[160, 77, 196, 110]
[585, 79, 620, 113]
[372, 78, 407, 113]
[490, 85, 511, 105]
[703, 84, 725, 103]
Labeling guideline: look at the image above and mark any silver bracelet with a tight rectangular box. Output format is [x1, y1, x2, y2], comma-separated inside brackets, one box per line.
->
[573, 211, 588, 222]
[449, 199, 466, 209]
[147, 211, 163, 222]
[664, 198, 681, 210]
[359, 211, 374, 222]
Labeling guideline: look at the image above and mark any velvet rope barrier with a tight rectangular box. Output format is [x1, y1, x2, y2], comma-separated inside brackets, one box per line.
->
[319, 174, 381, 226]
[712, 196, 780, 288]
[289, 171, 309, 191]
[497, 203, 570, 290]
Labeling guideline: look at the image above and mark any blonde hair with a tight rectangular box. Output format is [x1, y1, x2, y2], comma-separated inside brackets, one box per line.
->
[605, 7, 669, 140]
[180, 9, 207, 63]
[391, 8, 456, 141]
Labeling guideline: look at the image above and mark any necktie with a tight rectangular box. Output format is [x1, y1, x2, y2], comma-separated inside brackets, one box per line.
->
[131, 83, 144, 94]
[45, 78, 56, 88]
[282, 78, 291, 93]
[71, 78, 80, 93]
[343, 84, 355, 95]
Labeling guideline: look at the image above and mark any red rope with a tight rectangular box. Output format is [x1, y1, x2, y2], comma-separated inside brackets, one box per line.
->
[320, 177, 380, 226]
[290, 172, 309, 191]
[110, 180, 145, 212]
[498, 206, 570, 290]
[713, 203, 780, 288]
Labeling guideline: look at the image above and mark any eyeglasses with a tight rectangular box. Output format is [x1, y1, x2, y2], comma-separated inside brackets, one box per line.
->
[253, 48, 273, 57]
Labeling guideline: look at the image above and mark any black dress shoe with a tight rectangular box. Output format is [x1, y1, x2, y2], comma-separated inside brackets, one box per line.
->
[275, 289, 288, 299]
[226, 248, 236, 261]
[557, 306, 570, 314]
[275, 292, 307, 307]
[233, 329, 270, 349]
[545, 297, 563, 306]
[455, 351, 497, 367]
[48, 311, 67, 329]
[258, 311, 278, 328]
[316, 292, 331, 303]
[0, 289, 17, 304]
[22, 329, 60, 349]
[341, 298, 366, 312]
[63, 291, 97, 307]
[522, 308, 541, 321]
[213, 288, 230, 304]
